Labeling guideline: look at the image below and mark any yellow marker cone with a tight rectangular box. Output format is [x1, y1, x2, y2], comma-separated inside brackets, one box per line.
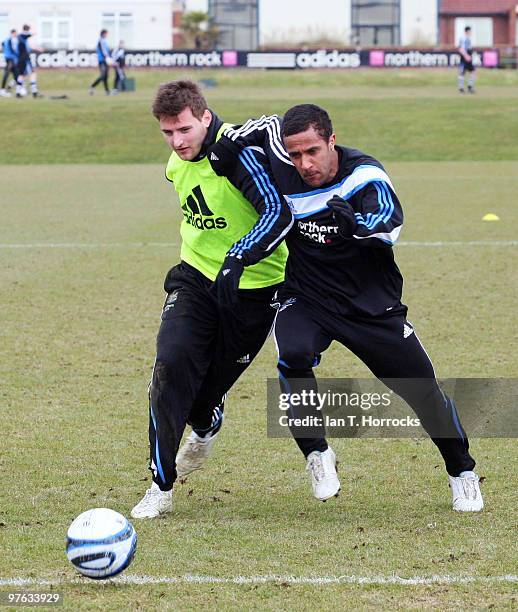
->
[482, 213, 500, 221]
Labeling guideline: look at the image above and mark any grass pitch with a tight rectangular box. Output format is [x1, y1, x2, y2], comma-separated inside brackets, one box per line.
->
[1, 70, 517, 610]
[2, 68, 518, 164]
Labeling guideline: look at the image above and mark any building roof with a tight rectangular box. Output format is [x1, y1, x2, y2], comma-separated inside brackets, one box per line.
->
[440, 0, 514, 15]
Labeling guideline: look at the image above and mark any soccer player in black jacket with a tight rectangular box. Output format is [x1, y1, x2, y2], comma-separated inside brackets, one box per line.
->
[209, 104, 483, 511]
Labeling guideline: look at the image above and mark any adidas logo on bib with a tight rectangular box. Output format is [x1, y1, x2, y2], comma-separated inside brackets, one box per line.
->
[181, 184, 227, 230]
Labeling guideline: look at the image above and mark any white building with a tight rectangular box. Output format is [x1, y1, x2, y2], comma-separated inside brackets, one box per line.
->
[0, 0, 182, 50]
[400, 0, 438, 46]
[262, 0, 438, 47]
[0, 0, 441, 50]
[190, 0, 439, 47]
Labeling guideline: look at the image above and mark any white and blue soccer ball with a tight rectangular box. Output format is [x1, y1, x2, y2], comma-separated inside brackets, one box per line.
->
[66, 508, 137, 580]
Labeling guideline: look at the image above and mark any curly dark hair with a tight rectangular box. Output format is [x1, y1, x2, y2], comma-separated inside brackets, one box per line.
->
[152, 80, 208, 120]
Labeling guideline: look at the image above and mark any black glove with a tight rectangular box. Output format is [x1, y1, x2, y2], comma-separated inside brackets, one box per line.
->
[210, 255, 245, 307]
[327, 195, 357, 239]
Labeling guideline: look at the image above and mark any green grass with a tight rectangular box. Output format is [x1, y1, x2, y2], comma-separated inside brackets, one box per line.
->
[2, 69, 518, 163]
[1, 71, 517, 609]
[1, 161, 517, 609]
[11, 66, 518, 91]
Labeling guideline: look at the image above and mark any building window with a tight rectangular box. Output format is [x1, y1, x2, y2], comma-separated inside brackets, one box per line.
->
[208, 0, 259, 50]
[38, 13, 73, 49]
[101, 12, 134, 47]
[454, 17, 493, 47]
[351, 0, 400, 46]
[0, 12, 9, 40]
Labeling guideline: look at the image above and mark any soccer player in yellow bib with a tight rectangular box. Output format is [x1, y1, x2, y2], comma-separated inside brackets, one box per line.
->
[131, 81, 292, 518]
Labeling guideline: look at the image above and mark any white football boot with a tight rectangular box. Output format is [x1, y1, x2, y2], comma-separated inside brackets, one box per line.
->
[0, 89, 11, 98]
[131, 482, 172, 519]
[449, 471, 484, 512]
[306, 447, 341, 501]
[176, 429, 221, 478]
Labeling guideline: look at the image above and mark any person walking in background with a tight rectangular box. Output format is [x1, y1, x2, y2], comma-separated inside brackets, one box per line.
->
[89, 29, 112, 96]
[1, 29, 18, 97]
[458, 25, 475, 94]
[15, 24, 43, 98]
[112, 40, 126, 93]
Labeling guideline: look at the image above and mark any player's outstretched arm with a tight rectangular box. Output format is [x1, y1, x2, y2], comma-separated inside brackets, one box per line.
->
[222, 115, 291, 167]
[209, 140, 293, 266]
[207, 140, 293, 305]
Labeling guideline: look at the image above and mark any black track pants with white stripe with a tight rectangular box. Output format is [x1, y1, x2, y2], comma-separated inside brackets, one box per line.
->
[149, 262, 280, 491]
[275, 297, 476, 476]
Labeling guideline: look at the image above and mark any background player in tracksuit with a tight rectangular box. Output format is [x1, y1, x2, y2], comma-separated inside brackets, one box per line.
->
[131, 80, 291, 519]
[1, 30, 18, 97]
[210, 105, 483, 511]
[89, 29, 111, 95]
[15, 25, 43, 98]
[458, 25, 475, 94]
[112, 41, 126, 92]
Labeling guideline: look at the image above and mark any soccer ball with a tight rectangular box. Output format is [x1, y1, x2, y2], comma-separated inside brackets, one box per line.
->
[66, 508, 137, 580]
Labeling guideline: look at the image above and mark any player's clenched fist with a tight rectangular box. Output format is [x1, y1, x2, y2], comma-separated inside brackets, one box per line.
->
[326, 195, 357, 238]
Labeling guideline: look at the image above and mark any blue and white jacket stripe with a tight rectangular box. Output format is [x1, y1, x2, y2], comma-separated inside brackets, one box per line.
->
[285, 164, 402, 245]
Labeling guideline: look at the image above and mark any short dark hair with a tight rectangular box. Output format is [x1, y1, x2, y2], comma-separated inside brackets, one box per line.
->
[22, 24, 30, 32]
[281, 104, 333, 141]
[152, 80, 208, 120]
[465, 26, 471, 32]
[100, 29, 108, 36]
[10, 29, 16, 34]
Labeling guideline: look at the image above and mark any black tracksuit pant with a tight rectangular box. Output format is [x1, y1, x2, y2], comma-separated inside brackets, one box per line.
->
[149, 262, 280, 491]
[91, 62, 109, 92]
[2, 59, 17, 89]
[275, 296, 475, 477]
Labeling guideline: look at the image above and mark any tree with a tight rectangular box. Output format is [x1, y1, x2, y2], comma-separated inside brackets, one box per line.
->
[180, 11, 220, 49]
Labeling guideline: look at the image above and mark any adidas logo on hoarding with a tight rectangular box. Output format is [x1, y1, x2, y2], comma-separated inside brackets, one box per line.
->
[236, 354, 250, 364]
